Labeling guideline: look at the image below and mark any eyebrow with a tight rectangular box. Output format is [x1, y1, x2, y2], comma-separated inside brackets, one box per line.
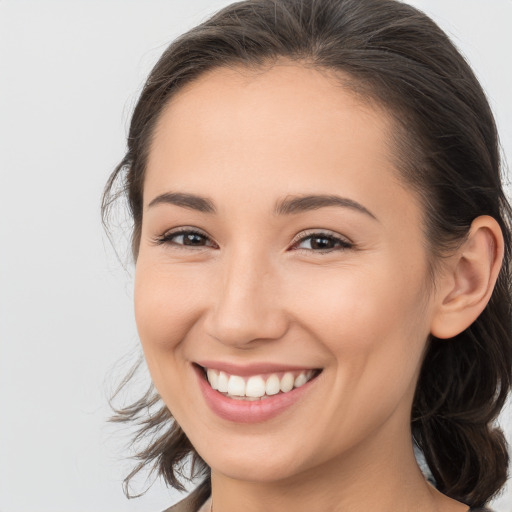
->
[274, 194, 378, 220]
[147, 191, 377, 221]
[148, 192, 216, 213]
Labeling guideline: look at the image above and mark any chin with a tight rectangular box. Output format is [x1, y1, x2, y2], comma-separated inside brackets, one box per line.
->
[198, 441, 310, 484]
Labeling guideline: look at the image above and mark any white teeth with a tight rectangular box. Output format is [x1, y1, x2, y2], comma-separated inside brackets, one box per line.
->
[207, 369, 219, 390]
[246, 376, 266, 398]
[227, 375, 245, 396]
[217, 371, 229, 393]
[265, 374, 281, 396]
[204, 367, 317, 399]
[294, 373, 308, 388]
[280, 372, 295, 393]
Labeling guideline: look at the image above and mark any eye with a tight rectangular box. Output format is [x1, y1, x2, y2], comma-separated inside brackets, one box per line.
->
[154, 228, 216, 249]
[291, 231, 353, 252]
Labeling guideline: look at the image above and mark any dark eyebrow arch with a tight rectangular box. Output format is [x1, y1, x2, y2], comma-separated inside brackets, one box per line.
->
[274, 194, 378, 220]
[147, 192, 216, 213]
[147, 191, 376, 220]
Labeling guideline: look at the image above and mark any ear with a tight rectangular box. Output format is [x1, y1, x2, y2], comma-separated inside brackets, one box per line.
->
[430, 215, 504, 339]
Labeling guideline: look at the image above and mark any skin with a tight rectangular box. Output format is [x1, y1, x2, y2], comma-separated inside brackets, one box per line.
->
[134, 62, 503, 512]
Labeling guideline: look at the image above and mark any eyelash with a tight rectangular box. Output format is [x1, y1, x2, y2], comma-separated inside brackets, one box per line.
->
[153, 228, 353, 253]
[153, 228, 217, 249]
[290, 230, 353, 253]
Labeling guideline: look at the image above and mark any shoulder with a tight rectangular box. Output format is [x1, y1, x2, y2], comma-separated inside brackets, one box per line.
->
[161, 495, 194, 512]
[161, 490, 210, 512]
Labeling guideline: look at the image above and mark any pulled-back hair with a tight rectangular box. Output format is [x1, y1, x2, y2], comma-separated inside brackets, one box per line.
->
[102, 0, 512, 507]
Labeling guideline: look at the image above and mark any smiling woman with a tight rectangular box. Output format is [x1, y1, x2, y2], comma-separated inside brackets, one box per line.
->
[102, 1, 512, 511]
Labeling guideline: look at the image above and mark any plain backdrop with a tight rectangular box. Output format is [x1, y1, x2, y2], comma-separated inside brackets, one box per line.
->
[0, 1, 511, 511]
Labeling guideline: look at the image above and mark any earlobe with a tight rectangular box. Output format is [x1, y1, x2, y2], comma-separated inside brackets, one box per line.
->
[430, 215, 504, 339]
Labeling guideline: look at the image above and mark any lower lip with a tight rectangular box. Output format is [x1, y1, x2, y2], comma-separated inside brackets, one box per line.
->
[194, 365, 320, 423]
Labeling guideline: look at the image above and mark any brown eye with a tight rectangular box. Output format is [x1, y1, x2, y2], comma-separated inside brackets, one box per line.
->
[294, 232, 353, 252]
[180, 232, 208, 246]
[309, 236, 338, 250]
[156, 229, 216, 248]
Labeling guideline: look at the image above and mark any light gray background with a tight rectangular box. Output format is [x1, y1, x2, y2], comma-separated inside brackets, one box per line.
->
[0, 1, 511, 511]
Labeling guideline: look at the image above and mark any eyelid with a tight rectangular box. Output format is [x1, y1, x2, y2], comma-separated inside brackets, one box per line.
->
[152, 226, 352, 252]
[289, 229, 354, 251]
[290, 228, 352, 244]
[153, 226, 218, 248]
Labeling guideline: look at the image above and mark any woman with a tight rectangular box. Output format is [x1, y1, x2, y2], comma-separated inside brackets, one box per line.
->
[102, 0, 512, 510]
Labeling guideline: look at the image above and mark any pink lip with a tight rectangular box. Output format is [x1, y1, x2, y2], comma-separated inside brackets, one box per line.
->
[193, 364, 321, 424]
[195, 360, 317, 377]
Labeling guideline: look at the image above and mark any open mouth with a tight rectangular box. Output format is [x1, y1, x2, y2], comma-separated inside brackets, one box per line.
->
[195, 364, 322, 401]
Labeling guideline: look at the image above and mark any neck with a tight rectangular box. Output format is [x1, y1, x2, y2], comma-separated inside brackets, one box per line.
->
[208, 423, 467, 512]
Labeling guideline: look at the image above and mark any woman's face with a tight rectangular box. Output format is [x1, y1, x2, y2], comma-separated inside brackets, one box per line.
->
[135, 63, 439, 482]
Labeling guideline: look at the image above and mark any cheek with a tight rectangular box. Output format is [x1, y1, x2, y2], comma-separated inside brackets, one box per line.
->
[133, 261, 207, 372]
[288, 257, 431, 382]
[133, 261, 216, 420]
[290, 267, 430, 446]
[294, 261, 425, 327]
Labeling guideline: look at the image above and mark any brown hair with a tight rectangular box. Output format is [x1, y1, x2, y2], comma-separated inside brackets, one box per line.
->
[103, 0, 512, 507]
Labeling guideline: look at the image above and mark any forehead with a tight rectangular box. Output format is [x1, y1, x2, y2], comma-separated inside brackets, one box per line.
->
[145, 62, 419, 226]
[152, 63, 392, 159]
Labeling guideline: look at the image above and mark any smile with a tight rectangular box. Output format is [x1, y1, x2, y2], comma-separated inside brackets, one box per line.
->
[194, 363, 323, 423]
[204, 367, 318, 400]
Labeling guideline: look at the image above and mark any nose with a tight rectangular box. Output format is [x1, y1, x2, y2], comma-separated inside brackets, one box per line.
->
[204, 250, 289, 348]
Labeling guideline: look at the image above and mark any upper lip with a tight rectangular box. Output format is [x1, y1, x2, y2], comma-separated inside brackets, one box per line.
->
[195, 360, 320, 377]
